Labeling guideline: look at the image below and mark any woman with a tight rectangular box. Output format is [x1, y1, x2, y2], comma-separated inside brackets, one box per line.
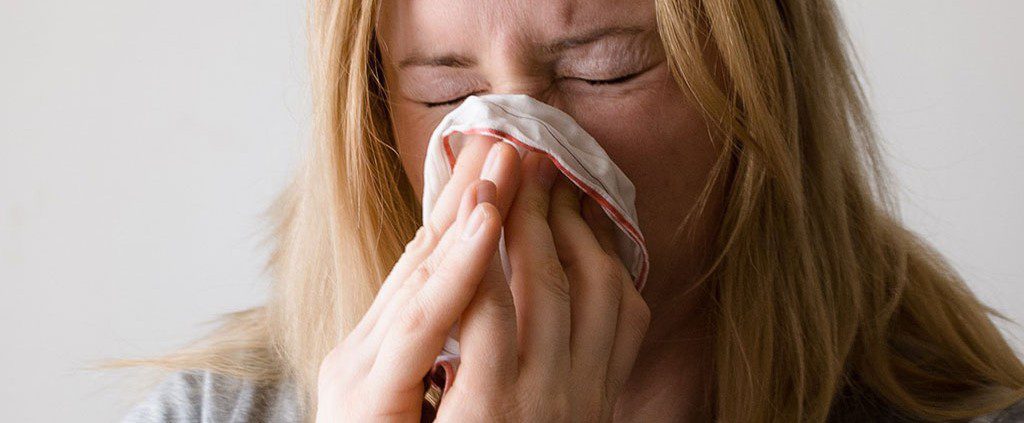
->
[121, 0, 1024, 421]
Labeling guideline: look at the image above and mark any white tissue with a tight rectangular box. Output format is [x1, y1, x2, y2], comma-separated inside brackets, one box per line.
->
[420, 93, 650, 370]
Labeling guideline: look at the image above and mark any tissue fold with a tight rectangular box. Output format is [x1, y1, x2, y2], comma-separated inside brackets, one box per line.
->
[419, 93, 650, 390]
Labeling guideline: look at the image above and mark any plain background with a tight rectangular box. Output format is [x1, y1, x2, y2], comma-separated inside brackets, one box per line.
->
[2, 1, 1022, 421]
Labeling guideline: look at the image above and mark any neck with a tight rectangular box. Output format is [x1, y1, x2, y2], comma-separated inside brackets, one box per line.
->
[640, 239, 716, 345]
[613, 254, 717, 421]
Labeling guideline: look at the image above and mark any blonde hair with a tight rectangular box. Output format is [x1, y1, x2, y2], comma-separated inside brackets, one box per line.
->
[128, 0, 1024, 420]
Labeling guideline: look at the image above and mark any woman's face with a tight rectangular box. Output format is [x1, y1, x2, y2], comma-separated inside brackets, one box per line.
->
[378, 0, 724, 303]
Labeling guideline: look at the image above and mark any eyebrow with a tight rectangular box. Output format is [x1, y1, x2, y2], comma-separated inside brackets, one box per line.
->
[397, 53, 476, 70]
[396, 25, 649, 70]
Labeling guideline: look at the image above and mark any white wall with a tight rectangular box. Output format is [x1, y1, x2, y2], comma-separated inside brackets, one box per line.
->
[1, 1, 1021, 421]
[838, 0, 1024, 343]
[1, 0, 309, 421]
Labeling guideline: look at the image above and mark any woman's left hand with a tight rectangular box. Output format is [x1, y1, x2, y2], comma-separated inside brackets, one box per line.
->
[436, 151, 652, 422]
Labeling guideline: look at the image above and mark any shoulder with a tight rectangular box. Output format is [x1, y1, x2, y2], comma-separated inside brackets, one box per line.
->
[970, 399, 1024, 423]
[120, 369, 302, 423]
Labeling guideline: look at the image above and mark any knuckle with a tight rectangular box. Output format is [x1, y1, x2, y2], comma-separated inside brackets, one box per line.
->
[419, 224, 443, 249]
[604, 372, 628, 402]
[539, 259, 566, 282]
[401, 226, 442, 266]
[412, 262, 434, 285]
[397, 295, 441, 337]
[592, 257, 626, 299]
[595, 254, 625, 277]
[535, 261, 571, 304]
[625, 296, 652, 340]
[411, 253, 443, 284]
[318, 345, 357, 390]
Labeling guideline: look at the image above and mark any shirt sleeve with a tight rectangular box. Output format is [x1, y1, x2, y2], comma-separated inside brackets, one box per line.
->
[971, 398, 1024, 423]
[119, 370, 300, 423]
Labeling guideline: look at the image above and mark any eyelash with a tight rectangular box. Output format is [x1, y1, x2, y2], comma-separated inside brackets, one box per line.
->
[423, 97, 470, 108]
[422, 71, 644, 108]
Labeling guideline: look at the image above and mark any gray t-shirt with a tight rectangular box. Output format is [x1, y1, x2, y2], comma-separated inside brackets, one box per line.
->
[122, 370, 1024, 422]
[121, 370, 302, 423]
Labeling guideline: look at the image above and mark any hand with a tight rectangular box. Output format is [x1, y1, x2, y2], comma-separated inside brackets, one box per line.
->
[314, 137, 523, 422]
[435, 151, 652, 422]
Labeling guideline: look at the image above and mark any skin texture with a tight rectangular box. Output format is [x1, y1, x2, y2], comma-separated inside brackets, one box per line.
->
[378, 0, 723, 339]
[317, 142, 653, 421]
[315, 0, 727, 420]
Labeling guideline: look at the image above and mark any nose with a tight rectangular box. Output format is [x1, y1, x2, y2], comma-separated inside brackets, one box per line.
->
[487, 75, 556, 103]
[477, 46, 559, 105]
[487, 79, 570, 114]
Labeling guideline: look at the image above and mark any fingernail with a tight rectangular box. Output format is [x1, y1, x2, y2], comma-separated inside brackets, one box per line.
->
[457, 183, 479, 222]
[462, 206, 487, 239]
[476, 180, 496, 206]
[480, 143, 503, 182]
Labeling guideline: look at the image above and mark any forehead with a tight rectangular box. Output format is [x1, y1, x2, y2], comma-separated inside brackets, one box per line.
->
[377, 0, 654, 54]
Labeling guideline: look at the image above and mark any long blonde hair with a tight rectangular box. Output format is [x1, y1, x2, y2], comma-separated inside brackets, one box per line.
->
[132, 0, 1024, 420]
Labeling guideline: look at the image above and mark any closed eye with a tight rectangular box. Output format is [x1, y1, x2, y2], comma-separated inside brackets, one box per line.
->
[423, 96, 469, 108]
[420, 70, 645, 108]
[575, 71, 643, 86]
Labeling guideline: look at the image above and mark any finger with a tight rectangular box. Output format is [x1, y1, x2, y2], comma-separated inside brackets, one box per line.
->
[454, 140, 521, 385]
[452, 248, 519, 389]
[581, 196, 621, 260]
[478, 141, 522, 219]
[548, 175, 605, 270]
[350, 224, 438, 340]
[504, 152, 570, 376]
[427, 135, 499, 232]
[371, 200, 503, 389]
[364, 138, 520, 333]
[356, 139, 494, 338]
[549, 175, 623, 387]
[367, 180, 495, 346]
[604, 279, 651, 401]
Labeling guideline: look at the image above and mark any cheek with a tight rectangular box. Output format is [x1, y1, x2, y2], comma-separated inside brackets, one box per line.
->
[390, 101, 442, 199]
[562, 66, 719, 223]
[388, 66, 720, 231]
